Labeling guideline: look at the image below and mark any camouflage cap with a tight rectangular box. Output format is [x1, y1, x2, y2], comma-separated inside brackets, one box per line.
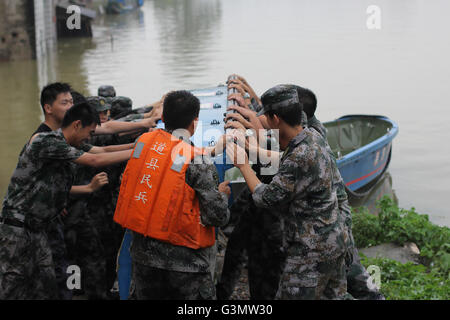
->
[257, 85, 302, 116]
[98, 85, 116, 98]
[110, 96, 133, 119]
[86, 96, 111, 112]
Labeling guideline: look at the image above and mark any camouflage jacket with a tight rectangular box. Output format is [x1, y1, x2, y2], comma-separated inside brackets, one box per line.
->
[131, 150, 230, 273]
[84, 133, 128, 216]
[307, 117, 351, 227]
[308, 115, 328, 140]
[1, 130, 85, 228]
[252, 128, 347, 262]
[67, 133, 119, 223]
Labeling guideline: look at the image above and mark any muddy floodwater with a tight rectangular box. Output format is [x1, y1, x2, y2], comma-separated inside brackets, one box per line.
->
[0, 0, 449, 226]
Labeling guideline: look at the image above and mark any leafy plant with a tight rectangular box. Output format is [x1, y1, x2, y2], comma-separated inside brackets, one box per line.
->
[352, 196, 450, 274]
[360, 255, 450, 300]
[352, 196, 450, 299]
[351, 206, 381, 248]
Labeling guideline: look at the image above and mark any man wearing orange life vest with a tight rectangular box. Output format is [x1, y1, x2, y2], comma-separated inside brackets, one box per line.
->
[114, 90, 231, 300]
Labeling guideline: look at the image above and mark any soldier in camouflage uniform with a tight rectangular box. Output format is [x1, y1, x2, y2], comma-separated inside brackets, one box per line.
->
[0, 102, 133, 300]
[129, 91, 231, 300]
[220, 83, 383, 300]
[25, 86, 143, 299]
[98, 85, 117, 123]
[308, 121, 384, 300]
[217, 91, 311, 301]
[21, 85, 108, 300]
[226, 85, 350, 299]
[65, 96, 114, 299]
[65, 96, 150, 299]
[90, 96, 112, 123]
[290, 85, 384, 300]
[307, 128, 384, 299]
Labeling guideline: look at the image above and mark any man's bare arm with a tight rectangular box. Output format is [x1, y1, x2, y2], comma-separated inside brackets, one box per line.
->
[89, 143, 135, 154]
[94, 118, 157, 135]
[70, 172, 109, 194]
[74, 149, 132, 168]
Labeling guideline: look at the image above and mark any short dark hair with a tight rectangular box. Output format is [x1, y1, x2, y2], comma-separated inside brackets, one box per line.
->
[71, 90, 87, 105]
[265, 104, 303, 127]
[295, 86, 317, 119]
[40, 82, 72, 113]
[61, 102, 100, 129]
[163, 91, 200, 130]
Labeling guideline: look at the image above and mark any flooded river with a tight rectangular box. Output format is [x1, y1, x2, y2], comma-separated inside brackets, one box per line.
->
[0, 0, 449, 226]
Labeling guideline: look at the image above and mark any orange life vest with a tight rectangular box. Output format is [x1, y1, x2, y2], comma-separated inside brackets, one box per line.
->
[113, 129, 215, 249]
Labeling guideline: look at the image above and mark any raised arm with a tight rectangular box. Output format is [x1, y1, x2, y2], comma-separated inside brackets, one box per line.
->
[94, 117, 158, 135]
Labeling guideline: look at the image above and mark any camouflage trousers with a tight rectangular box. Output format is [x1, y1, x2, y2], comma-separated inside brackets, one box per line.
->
[217, 214, 286, 300]
[64, 199, 107, 299]
[217, 187, 286, 300]
[276, 253, 349, 300]
[0, 223, 58, 300]
[216, 222, 247, 300]
[130, 263, 216, 300]
[340, 203, 385, 300]
[345, 234, 385, 300]
[46, 216, 72, 300]
[88, 203, 124, 295]
[86, 171, 125, 295]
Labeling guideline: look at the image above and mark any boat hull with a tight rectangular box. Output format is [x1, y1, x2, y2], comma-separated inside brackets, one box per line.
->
[324, 115, 399, 193]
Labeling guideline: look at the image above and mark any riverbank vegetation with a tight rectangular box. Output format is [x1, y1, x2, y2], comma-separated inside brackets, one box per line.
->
[352, 196, 450, 300]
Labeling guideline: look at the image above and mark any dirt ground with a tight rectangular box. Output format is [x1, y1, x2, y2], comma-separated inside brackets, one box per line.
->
[229, 267, 250, 300]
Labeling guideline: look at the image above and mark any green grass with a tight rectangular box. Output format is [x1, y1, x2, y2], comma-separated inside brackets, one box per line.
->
[352, 196, 450, 300]
[359, 255, 449, 300]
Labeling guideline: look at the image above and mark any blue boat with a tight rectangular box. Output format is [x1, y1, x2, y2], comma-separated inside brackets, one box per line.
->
[323, 115, 399, 195]
[106, 0, 144, 14]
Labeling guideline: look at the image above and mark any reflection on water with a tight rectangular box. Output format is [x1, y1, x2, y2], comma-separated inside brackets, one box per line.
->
[0, 0, 449, 226]
[152, 0, 222, 86]
[0, 60, 42, 192]
[54, 38, 97, 94]
[348, 171, 398, 215]
[70, 0, 223, 105]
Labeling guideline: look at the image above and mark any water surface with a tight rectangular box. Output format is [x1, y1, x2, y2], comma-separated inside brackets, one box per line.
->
[0, 0, 449, 226]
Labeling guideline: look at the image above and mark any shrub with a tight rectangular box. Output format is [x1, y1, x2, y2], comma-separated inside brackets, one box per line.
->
[352, 196, 450, 299]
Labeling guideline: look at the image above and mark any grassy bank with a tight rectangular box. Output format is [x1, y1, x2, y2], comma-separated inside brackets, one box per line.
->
[352, 196, 450, 300]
